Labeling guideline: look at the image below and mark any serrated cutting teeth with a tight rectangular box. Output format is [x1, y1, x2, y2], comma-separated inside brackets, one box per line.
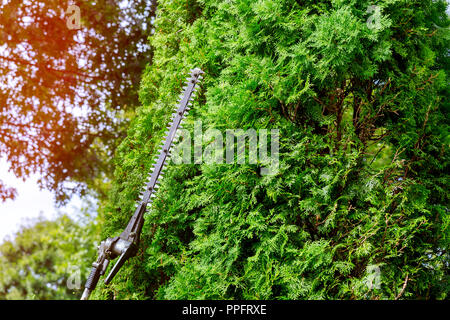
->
[134, 68, 203, 213]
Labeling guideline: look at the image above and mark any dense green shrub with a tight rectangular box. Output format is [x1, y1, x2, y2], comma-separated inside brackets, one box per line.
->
[94, 0, 449, 299]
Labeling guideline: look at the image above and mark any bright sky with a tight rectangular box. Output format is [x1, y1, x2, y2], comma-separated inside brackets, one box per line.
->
[0, 158, 83, 243]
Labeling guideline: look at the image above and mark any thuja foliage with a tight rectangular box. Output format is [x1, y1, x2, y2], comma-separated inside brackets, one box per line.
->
[94, 0, 449, 299]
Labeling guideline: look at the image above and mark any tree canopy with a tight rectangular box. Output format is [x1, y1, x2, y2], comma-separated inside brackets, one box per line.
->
[0, 212, 99, 299]
[0, 0, 156, 204]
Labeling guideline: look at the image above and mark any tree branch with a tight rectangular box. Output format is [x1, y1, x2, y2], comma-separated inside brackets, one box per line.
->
[395, 274, 409, 300]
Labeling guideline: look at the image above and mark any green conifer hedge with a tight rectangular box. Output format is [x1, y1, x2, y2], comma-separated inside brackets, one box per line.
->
[93, 0, 449, 299]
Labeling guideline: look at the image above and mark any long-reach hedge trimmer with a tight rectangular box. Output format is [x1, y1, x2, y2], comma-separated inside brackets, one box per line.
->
[81, 68, 204, 300]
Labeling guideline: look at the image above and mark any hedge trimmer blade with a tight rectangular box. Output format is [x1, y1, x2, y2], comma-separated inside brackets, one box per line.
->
[81, 68, 204, 300]
[137, 68, 203, 208]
